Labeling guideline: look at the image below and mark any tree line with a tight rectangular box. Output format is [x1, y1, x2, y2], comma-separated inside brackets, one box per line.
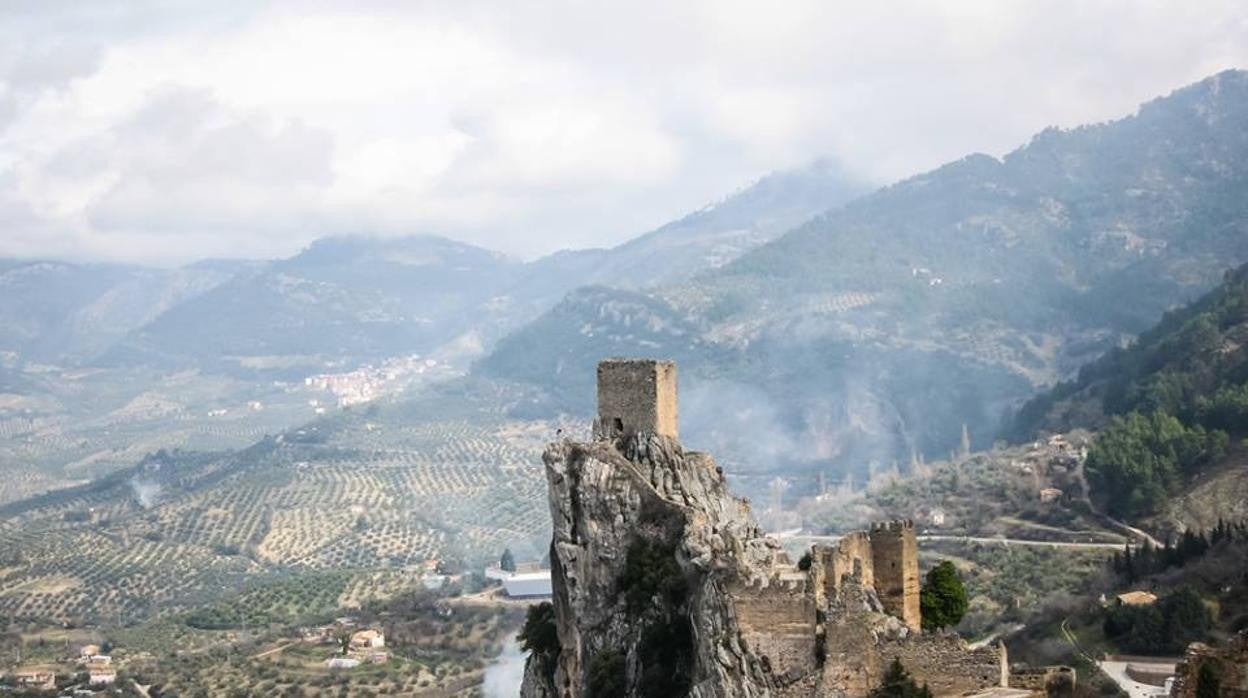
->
[1110, 519, 1248, 582]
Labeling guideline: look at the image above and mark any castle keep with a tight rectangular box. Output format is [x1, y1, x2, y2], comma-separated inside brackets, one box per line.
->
[522, 359, 1040, 698]
[594, 358, 678, 439]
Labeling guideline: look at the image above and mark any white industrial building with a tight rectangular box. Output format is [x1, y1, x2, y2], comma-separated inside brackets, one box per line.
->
[485, 563, 553, 598]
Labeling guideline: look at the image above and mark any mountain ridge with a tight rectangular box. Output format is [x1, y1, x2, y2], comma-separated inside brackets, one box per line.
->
[480, 69, 1248, 480]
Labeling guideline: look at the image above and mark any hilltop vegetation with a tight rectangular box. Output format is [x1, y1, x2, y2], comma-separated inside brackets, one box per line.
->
[1013, 263, 1248, 437]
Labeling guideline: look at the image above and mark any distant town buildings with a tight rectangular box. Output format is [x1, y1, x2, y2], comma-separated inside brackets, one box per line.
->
[304, 355, 444, 407]
[348, 628, 389, 664]
[350, 629, 385, 650]
[13, 667, 56, 690]
[87, 663, 116, 685]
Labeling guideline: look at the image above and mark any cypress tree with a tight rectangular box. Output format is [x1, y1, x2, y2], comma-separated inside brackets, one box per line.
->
[920, 561, 968, 631]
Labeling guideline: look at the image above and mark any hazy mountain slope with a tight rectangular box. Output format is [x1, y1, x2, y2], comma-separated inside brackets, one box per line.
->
[0, 260, 242, 364]
[480, 70, 1248, 478]
[106, 236, 527, 375]
[1011, 262, 1248, 438]
[101, 160, 864, 378]
[580, 158, 869, 287]
[495, 159, 868, 322]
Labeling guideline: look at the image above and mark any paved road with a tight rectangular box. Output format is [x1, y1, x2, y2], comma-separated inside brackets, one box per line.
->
[1103, 518, 1163, 548]
[252, 640, 297, 659]
[790, 533, 1128, 551]
[919, 534, 1127, 550]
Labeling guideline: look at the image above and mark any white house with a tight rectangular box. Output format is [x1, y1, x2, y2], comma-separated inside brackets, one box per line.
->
[503, 571, 553, 598]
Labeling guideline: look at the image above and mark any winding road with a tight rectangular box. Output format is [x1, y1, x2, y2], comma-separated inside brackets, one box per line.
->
[790, 533, 1129, 551]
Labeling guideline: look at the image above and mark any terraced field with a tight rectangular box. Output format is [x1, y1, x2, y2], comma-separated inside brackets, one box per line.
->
[0, 392, 556, 626]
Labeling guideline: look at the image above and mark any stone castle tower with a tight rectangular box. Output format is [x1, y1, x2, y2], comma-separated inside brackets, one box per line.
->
[870, 520, 921, 630]
[593, 358, 678, 440]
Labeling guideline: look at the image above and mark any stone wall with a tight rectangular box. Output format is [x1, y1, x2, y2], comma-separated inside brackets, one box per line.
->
[885, 634, 1007, 696]
[870, 520, 921, 630]
[594, 359, 678, 439]
[730, 576, 818, 683]
[819, 581, 884, 697]
[1011, 666, 1076, 693]
[1171, 633, 1248, 698]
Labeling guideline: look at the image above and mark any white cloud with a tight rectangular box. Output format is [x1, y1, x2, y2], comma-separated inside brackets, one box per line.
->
[0, 0, 1246, 264]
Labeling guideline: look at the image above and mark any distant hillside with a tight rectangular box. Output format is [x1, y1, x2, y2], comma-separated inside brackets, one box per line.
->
[0, 260, 243, 364]
[1010, 263, 1248, 527]
[0, 158, 863, 493]
[82, 159, 863, 379]
[561, 158, 870, 289]
[0, 385, 552, 625]
[1012, 263, 1248, 438]
[104, 236, 526, 376]
[481, 70, 1248, 478]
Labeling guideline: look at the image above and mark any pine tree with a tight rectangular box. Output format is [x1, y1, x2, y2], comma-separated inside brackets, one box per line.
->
[870, 658, 933, 698]
[500, 547, 516, 572]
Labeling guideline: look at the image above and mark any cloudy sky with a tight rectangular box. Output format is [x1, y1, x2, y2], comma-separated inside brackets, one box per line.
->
[1, 1, 1246, 265]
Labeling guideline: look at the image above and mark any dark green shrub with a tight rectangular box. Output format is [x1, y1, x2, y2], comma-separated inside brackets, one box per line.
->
[636, 617, 693, 698]
[586, 650, 627, 698]
[618, 538, 687, 614]
[518, 602, 560, 679]
[870, 657, 932, 698]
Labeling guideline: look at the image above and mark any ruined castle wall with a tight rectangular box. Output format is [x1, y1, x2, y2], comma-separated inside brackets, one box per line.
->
[870, 520, 921, 630]
[730, 578, 818, 682]
[819, 579, 1002, 697]
[1011, 666, 1076, 694]
[812, 533, 874, 606]
[819, 581, 886, 696]
[1172, 635, 1248, 698]
[595, 359, 678, 439]
[882, 634, 1006, 696]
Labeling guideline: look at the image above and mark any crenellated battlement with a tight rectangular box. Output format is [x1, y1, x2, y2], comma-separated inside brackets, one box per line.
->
[870, 519, 915, 533]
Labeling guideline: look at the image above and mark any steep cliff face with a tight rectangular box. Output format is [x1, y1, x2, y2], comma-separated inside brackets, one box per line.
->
[521, 432, 784, 698]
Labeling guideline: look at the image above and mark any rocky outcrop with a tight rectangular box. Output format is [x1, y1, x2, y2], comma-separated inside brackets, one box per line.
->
[528, 432, 781, 698]
[520, 359, 1012, 697]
